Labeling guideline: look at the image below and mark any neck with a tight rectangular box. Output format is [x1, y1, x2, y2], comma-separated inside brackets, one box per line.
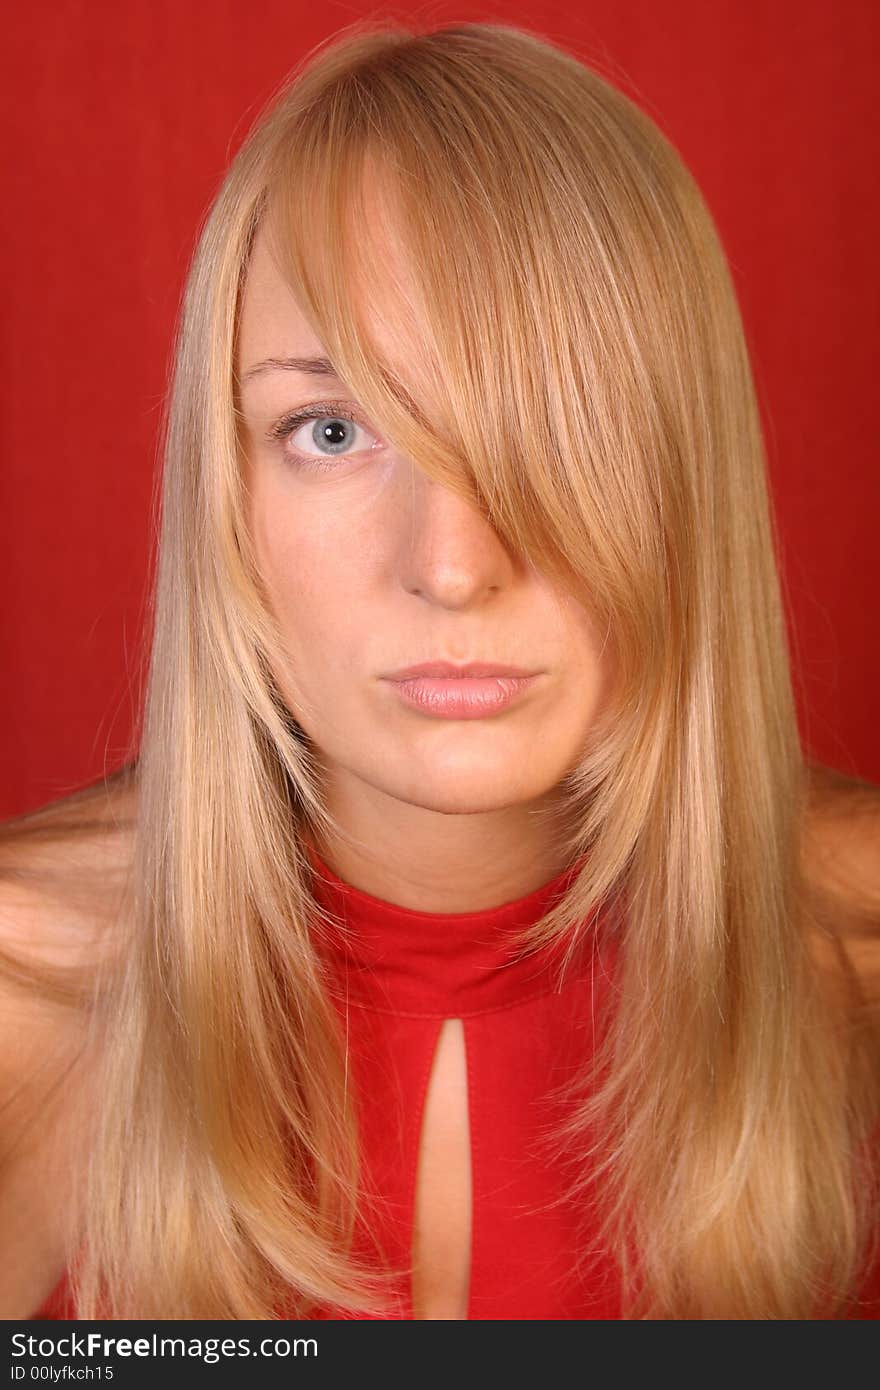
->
[307, 774, 575, 914]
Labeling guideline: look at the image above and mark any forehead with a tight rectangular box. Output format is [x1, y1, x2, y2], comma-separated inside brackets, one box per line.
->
[236, 172, 425, 388]
[236, 225, 319, 367]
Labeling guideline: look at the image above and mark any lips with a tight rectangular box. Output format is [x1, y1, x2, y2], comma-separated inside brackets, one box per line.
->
[385, 670, 540, 718]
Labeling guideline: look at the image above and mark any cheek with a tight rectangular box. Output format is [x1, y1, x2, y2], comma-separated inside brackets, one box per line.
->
[545, 585, 612, 673]
[250, 489, 384, 738]
[574, 617, 613, 687]
[251, 504, 358, 740]
[252, 487, 343, 635]
[554, 600, 617, 721]
[265, 543, 349, 657]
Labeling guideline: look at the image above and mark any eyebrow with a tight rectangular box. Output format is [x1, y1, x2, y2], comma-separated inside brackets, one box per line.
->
[238, 354, 348, 387]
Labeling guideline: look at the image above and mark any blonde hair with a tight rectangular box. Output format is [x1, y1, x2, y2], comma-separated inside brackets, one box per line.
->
[5, 18, 879, 1318]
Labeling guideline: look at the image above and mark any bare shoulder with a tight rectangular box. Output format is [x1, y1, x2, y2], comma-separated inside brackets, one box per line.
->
[0, 764, 138, 1117]
[0, 764, 137, 980]
[0, 764, 138, 1316]
[801, 760, 880, 1008]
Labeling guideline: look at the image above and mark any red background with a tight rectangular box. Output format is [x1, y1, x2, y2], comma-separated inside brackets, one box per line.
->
[2, 1, 877, 820]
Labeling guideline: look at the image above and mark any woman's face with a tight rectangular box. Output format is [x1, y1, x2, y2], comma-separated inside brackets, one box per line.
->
[236, 221, 614, 889]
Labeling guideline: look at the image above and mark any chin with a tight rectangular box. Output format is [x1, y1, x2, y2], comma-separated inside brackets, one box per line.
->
[392, 775, 544, 817]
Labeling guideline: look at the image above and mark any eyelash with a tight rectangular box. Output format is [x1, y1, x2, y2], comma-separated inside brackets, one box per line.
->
[265, 399, 379, 470]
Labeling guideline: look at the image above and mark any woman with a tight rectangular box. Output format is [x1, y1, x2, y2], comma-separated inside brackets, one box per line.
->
[2, 19, 879, 1320]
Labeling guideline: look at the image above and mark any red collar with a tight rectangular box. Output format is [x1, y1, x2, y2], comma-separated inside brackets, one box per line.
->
[305, 844, 613, 1017]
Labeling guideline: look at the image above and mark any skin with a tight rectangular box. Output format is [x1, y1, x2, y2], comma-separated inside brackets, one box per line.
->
[235, 210, 615, 914]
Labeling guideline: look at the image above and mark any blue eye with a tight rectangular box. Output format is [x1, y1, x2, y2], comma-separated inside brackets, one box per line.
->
[266, 401, 380, 469]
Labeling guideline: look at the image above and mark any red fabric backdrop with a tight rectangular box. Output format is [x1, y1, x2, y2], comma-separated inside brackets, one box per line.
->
[2, 1, 877, 820]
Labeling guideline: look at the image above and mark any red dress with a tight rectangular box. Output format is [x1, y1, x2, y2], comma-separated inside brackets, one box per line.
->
[29, 848, 880, 1320]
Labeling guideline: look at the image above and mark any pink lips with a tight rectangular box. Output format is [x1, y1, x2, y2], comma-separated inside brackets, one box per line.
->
[382, 661, 541, 719]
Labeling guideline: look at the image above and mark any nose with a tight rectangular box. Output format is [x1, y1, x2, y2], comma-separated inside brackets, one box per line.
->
[396, 471, 518, 610]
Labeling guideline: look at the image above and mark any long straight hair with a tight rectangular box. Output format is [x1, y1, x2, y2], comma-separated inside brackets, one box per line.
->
[6, 19, 879, 1318]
